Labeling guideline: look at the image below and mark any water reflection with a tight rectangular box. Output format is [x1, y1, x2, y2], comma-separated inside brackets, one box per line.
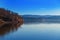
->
[0, 23, 23, 36]
[0, 21, 60, 40]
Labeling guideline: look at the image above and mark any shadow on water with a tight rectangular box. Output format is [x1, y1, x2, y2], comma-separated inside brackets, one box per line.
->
[0, 23, 23, 36]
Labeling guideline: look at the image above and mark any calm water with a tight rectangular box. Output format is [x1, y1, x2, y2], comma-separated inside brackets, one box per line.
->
[0, 23, 60, 40]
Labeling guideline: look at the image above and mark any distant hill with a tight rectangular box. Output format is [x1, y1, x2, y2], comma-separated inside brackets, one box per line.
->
[22, 15, 60, 23]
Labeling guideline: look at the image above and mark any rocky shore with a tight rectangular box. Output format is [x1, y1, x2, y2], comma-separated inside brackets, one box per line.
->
[0, 8, 23, 27]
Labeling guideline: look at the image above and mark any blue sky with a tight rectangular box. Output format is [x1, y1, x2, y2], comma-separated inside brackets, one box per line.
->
[0, 0, 60, 15]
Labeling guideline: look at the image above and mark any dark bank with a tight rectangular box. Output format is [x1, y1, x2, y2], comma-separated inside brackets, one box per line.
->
[0, 8, 23, 27]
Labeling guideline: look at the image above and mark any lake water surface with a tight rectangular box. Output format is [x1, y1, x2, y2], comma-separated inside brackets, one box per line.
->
[0, 23, 60, 40]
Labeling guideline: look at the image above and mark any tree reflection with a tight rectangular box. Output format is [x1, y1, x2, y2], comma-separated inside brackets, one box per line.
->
[0, 23, 23, 36]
